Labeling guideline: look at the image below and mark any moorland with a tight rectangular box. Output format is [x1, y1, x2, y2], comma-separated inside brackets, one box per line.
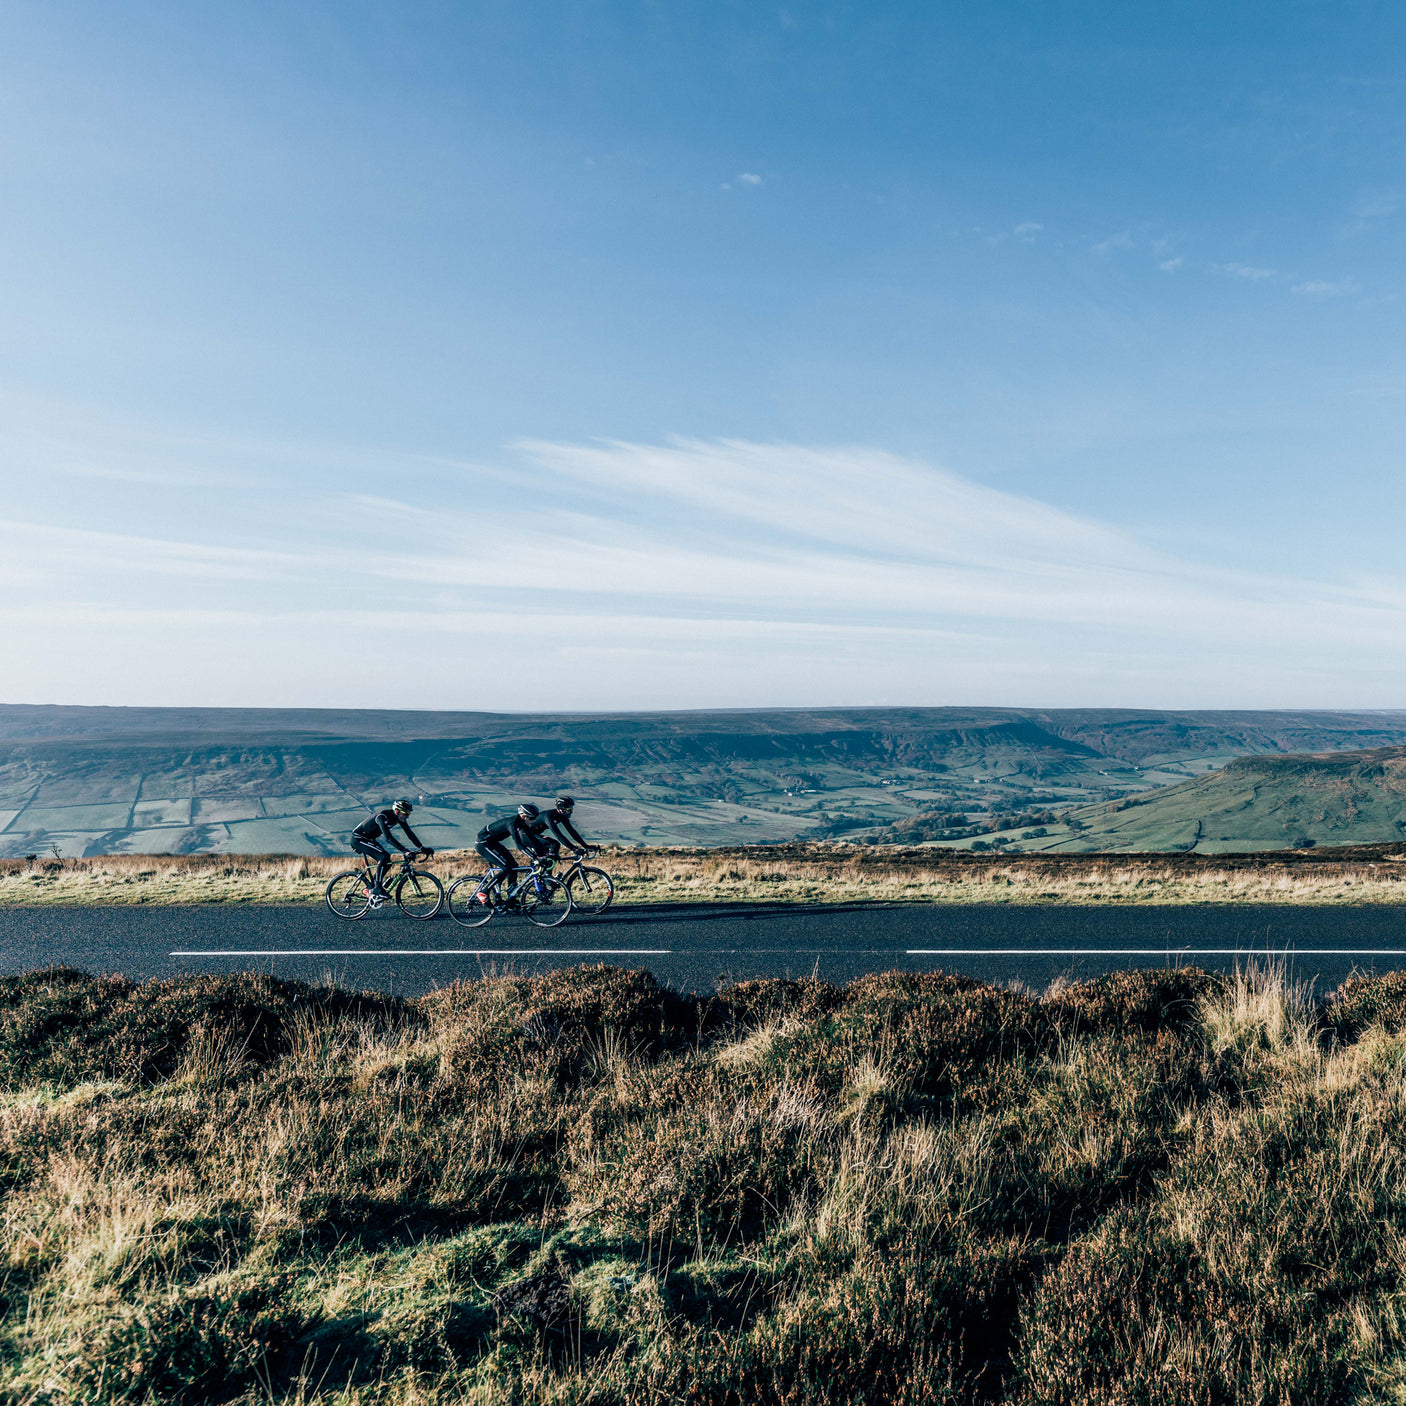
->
[6, 704, 1406, 858]
[9, 843, 1406, 908]
[6, 960, 1406, 1403]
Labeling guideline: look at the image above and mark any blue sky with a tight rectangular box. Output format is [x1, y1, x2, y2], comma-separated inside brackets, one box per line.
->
[5, 1, 1406, 709]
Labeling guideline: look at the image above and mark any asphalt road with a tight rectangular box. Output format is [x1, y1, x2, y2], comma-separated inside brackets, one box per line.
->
[4, 901, 1406, 994]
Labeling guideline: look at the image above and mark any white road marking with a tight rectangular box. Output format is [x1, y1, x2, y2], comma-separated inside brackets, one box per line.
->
[171, 948, 672, 957]
[906, 948, 1406, 956]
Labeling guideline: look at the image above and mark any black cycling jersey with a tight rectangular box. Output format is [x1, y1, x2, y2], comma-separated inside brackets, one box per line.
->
[478, 814, 545, 855]
[525, 815, 558, 856]
[542, 807, 588, 850]
[353, 809, 424, 852]
[529, 809, 588, 851]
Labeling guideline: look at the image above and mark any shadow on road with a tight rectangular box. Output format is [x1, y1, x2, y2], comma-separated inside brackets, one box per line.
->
[567, 899, 916, 926]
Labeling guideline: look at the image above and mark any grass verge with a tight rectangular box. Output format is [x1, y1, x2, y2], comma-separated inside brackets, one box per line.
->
[7, 960, 1406, 1401]
[5, 845, 1406, 907]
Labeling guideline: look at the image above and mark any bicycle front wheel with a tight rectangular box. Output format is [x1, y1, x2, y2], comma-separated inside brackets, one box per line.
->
[395, 868, 444, 919]
[565, 865, 614, 916]
[326, 870, 373, 919]
[520, 874, 572, 927]
[446, 873, 496, 927]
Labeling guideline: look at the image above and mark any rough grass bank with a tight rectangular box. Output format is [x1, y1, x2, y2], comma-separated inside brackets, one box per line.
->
[9, 961, 1406, 1402]
[6, 842, 1406, 908]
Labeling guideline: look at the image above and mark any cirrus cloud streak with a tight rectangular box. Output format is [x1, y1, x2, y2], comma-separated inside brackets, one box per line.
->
[6, 436, 1405, 708]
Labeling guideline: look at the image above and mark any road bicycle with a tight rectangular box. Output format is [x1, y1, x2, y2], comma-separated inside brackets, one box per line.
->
[325, 851, 444, 920]
[445, 859, 572, 928]
[556, 849, 615, 916]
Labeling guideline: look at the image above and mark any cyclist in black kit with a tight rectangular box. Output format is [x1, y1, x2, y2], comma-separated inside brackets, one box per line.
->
[476, 803, 548, 896]
[351, 799, 432, 896]
[527, 795, 592, 859]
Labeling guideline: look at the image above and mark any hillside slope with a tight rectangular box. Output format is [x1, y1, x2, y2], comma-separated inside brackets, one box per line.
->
[967, 747, 1406, 854]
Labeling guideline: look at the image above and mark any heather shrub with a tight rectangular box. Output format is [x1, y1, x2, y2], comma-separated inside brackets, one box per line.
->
[759, 971, 1051, 1106]
[420, 964, 698, 1081]
[705, 975, 847, 1031]
[0, 967, 409, 1085]
[1328, 968, 1406, 1039]
[1046, 967, 1220, 1035]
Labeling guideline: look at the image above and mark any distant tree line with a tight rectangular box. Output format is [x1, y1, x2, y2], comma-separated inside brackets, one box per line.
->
[878, 808, 1062, 845]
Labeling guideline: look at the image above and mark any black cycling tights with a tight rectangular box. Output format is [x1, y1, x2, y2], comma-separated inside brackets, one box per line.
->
[352, 836, 392, 890]
[476, 839, 516, 886]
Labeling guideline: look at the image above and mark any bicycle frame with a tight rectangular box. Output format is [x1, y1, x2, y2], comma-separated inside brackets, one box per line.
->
[492, 862, 558, 905]
[358, 852, 425, 888]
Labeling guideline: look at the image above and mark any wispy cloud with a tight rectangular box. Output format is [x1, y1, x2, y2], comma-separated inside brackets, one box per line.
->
[1092, 230, 1134, 255]
[138, 435, 1370, 700]
[738, 172, 763, 185]
[1204, 261, 1360, 298]
[0, 519, 318, 586]
[1091, 229, 1186, 270]
[1339, 190, 1404, 238]
[1291, 277, 1359, 297]
[9, 438, 1406, 707]
[986, 221, 1044, 246]
[13, 436, 1406, 641]
[1214, 262, 1277, 281]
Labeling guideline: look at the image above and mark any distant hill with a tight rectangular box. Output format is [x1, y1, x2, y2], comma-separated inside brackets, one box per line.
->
[953, 747, 1406, 855]
[5, 704, 1406, 856]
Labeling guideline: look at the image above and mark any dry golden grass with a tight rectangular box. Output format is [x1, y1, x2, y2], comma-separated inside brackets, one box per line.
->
[5, 845, 1406, 907]
[618, 848, 1406, 906]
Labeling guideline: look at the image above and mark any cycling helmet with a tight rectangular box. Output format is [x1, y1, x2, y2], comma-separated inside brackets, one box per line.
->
[393, 798, 413, 814]
[556, 795, 575, 811]
[518, 802, 540, 820]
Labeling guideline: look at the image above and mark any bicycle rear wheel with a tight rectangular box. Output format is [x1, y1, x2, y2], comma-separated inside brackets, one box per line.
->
[565, 865, 614, 916]
[395, 868, 444, 919]
[521, 874, 571, 927]
[326, 870, 373, 919]
[446, 873, 496, 927]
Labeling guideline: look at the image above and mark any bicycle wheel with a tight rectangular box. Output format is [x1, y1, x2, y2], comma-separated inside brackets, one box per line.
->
[395, 868, 444, 920]
[326, 870, 373, 919]
[446, 873, 496, 927]
[565, 865, 614, 916]
[520, 874, 572, 927]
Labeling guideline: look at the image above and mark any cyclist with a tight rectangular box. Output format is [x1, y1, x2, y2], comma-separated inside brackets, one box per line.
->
[476, 803, 549, 899]
[351, 799, 432, 897]
[528, 795, 593, 860]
